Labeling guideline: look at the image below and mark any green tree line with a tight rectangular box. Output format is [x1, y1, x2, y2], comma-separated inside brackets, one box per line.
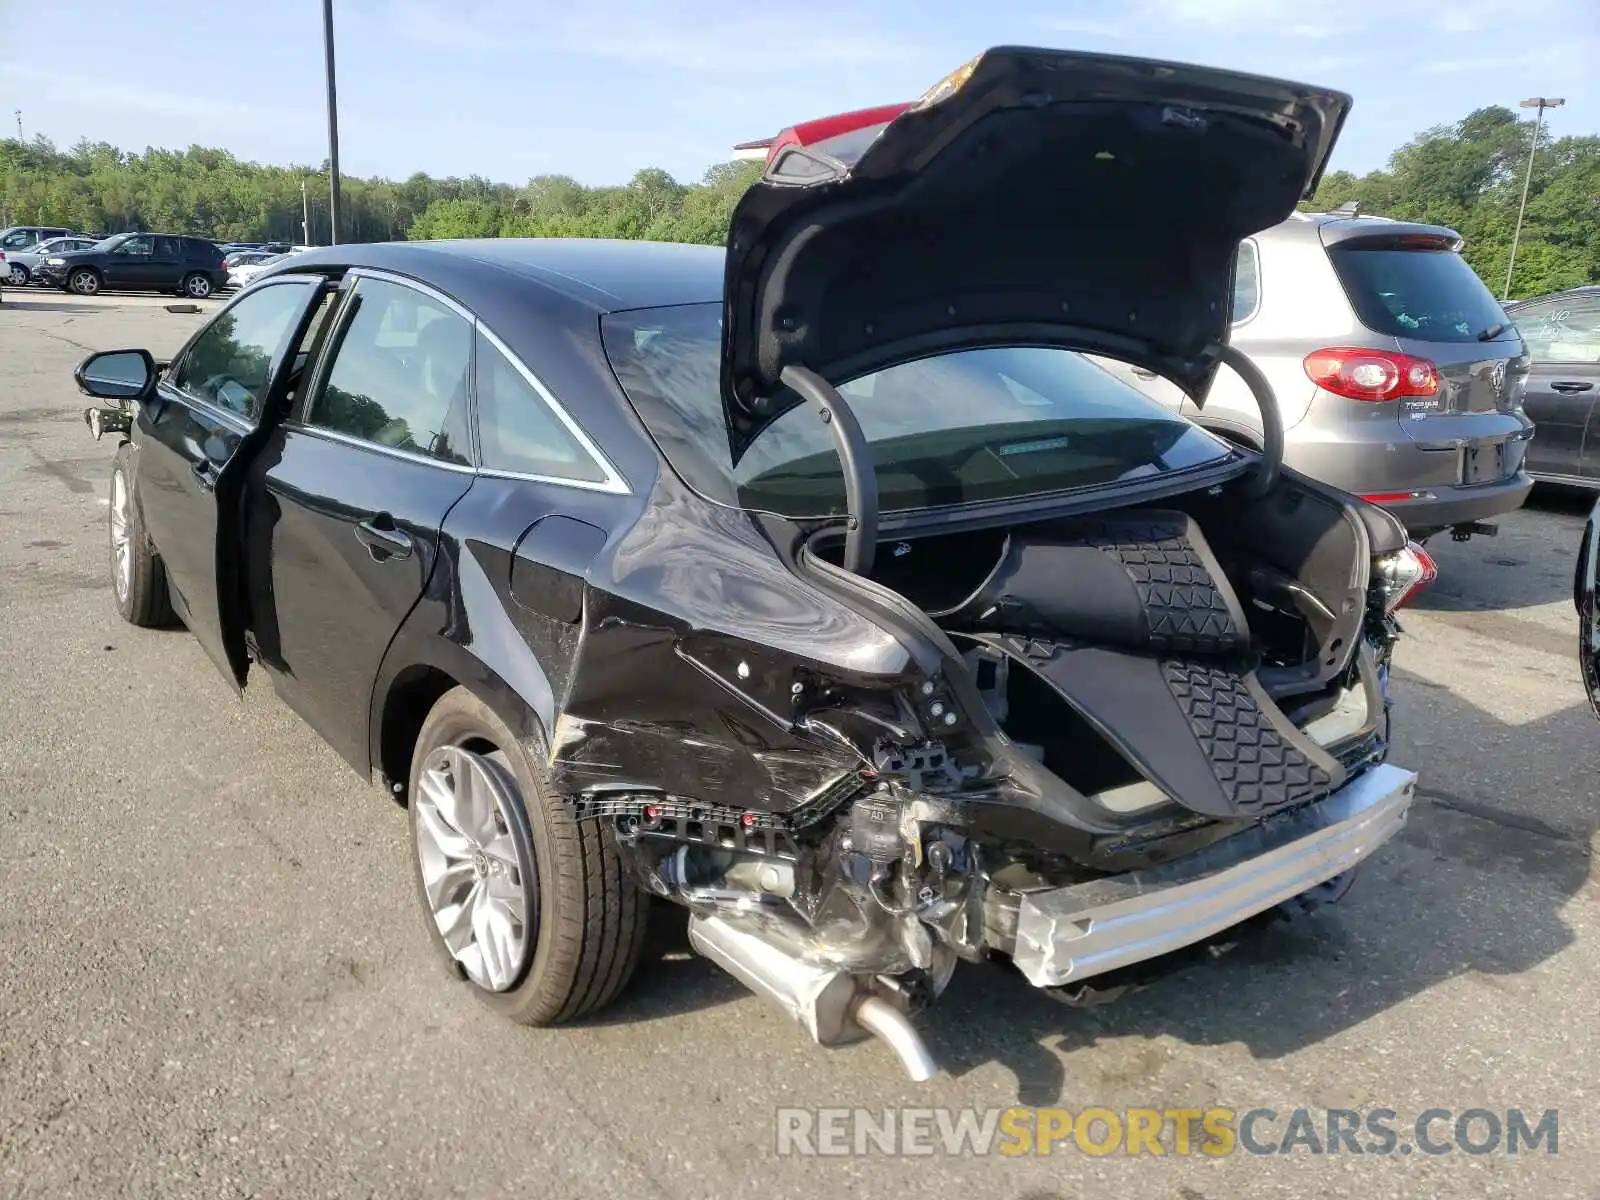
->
[2, 103, 1593, 296]
[1308, 105, 1598, 298]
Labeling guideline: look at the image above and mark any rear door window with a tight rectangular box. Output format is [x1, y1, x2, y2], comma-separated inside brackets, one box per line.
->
[1328, 241, 1511, 343]
[169, 280, 321, 422]
[305, 276, 474, 465]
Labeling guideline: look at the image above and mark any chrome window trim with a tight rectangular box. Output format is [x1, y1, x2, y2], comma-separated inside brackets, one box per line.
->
[290, 266, 629, 496]
[472, 322, 630, 496]
[154, 379, 257, 435]
[1230, 237, 1262, 328]
[281, 420, 479, 474]
[344, 265, 478, 324]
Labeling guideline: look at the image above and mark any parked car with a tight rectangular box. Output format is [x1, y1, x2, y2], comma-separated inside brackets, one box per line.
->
[72, 47, 1428, 1080]
[223, 249, 279, 272]
[1098, 213, 1534, 542]
[0, 225, 76, 256]
[225, 253, 285, 289]
[5, 235, 101, 286]
[34, 233, 226, 298]
[1504, 287, 1600, 485]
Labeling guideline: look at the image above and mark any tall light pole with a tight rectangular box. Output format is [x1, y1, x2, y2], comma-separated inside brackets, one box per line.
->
[322, 0, 342, 245]
[14, 110, 21, 140]
[302, 179, 312, 245]
[1504, 96, 1564, 300]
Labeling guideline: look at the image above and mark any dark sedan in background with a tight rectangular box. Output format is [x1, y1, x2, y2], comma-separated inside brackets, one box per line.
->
[34, 232, 227, 299]
[1508, 286, 1600, 485]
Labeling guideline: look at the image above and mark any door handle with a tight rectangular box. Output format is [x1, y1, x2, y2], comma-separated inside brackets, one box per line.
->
[191, 458, 220, 492]
[356, 515, 414, 561]
[1551, 381, 1595, 394]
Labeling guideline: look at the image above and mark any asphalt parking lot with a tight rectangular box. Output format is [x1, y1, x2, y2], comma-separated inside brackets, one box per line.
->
[2, 294, 1596, 1199]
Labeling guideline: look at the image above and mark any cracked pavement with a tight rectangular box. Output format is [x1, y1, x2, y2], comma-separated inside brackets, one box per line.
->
[1, 294, 1597, 1199]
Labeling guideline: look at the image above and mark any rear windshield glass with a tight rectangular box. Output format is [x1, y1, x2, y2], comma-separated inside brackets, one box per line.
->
[601, 303, 1233, 519]
[1329, 245, 1512, 343]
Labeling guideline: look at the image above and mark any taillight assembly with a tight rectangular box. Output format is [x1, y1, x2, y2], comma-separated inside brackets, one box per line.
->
[1304, 347, 1439, 402]
[1375, 541, 1437, 613]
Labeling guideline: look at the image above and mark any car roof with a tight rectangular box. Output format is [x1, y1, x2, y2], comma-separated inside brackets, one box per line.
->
[1254, 210, 1464, 246]
[1505, 285, 1600, 310]
[283, 238, 725, 312]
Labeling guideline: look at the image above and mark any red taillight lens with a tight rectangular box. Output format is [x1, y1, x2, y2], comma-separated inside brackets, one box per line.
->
[1304, 347, 1440, 402]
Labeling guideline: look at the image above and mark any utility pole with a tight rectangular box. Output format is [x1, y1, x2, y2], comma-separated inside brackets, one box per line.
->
[322, 0, 342, 245]
[302, 179, 312, 245]
[1504, 96, 1565, 300]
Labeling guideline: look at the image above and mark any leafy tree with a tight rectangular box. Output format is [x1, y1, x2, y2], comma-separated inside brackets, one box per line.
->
[1307, 107, 1598, 298]
[2, 108, 1590, 298]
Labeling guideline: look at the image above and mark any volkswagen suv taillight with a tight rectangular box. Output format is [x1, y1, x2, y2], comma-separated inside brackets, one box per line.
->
[1304, 347, 1439, 402]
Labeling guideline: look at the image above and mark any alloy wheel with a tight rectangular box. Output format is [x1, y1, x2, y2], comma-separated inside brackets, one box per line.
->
[110, 469, 131, 604]
[413, 745, 533, 992]
[6, 264, 24, 287]
[71, 270, 99, 296]
[185, 275, 212, 299]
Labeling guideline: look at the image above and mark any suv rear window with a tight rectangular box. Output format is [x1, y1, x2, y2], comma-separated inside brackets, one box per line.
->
[1328, 241, 1511, 344]
[601, 303, 1233, 519]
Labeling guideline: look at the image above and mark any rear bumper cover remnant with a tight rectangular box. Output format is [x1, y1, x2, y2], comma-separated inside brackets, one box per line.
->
[1008, 762, 1416, 987]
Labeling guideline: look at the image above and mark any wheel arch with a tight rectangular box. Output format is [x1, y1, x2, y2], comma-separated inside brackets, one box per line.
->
[369, 642, 556, 804]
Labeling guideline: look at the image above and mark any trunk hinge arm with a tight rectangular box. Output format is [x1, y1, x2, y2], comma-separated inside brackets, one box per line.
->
[1207, 341, 1284, 500]
[780, 364, 879, 575]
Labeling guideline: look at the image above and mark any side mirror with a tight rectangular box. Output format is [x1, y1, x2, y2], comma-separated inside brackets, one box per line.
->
[75, 349, 156, 400]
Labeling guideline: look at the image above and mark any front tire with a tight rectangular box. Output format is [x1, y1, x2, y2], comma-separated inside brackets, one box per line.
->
[109, 445, 174, 627]
[182, 272, 212, 299]
[69, 268, 101, 296]
[408, 687, 649, 1024]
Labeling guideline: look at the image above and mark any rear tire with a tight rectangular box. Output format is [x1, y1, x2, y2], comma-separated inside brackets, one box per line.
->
[182, 272, 212, 299]
[109, 445, 175, 627]
[6, 263, 26, 287]
[408, 686, 649, 1024]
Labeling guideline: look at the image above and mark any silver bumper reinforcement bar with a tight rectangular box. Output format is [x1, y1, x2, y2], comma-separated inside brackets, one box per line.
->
[1011, 762, 1417, 988]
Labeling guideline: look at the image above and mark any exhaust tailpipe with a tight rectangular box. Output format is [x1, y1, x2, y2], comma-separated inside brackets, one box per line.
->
[687, 912, 941, 1081]
[853, 994, 940, 1082]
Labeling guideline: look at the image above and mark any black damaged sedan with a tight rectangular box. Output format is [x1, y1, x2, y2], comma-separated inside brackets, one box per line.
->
[76, 48, 1431, 1080]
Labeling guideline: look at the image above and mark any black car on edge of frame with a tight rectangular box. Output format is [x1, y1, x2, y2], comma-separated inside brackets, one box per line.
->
[75, 47, 1433, 1080]
[1505, 286, 1600, 485]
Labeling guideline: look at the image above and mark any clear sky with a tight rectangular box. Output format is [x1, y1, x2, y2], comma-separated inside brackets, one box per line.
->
[3, 0, 1595, 187]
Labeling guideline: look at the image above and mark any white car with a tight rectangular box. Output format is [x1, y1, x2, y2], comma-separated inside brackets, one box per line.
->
[226, 253, 286, 289]
[7, 235, 100, 286]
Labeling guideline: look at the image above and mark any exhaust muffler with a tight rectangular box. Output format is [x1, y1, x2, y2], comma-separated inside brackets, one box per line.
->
[687, 911, 941, 1082]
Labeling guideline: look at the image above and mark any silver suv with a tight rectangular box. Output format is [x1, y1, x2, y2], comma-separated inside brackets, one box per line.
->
[1103, 211, 1533, 540]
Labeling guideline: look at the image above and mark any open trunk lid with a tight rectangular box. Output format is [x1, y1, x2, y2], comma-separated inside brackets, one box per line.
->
[719, 46, 1352, 463]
